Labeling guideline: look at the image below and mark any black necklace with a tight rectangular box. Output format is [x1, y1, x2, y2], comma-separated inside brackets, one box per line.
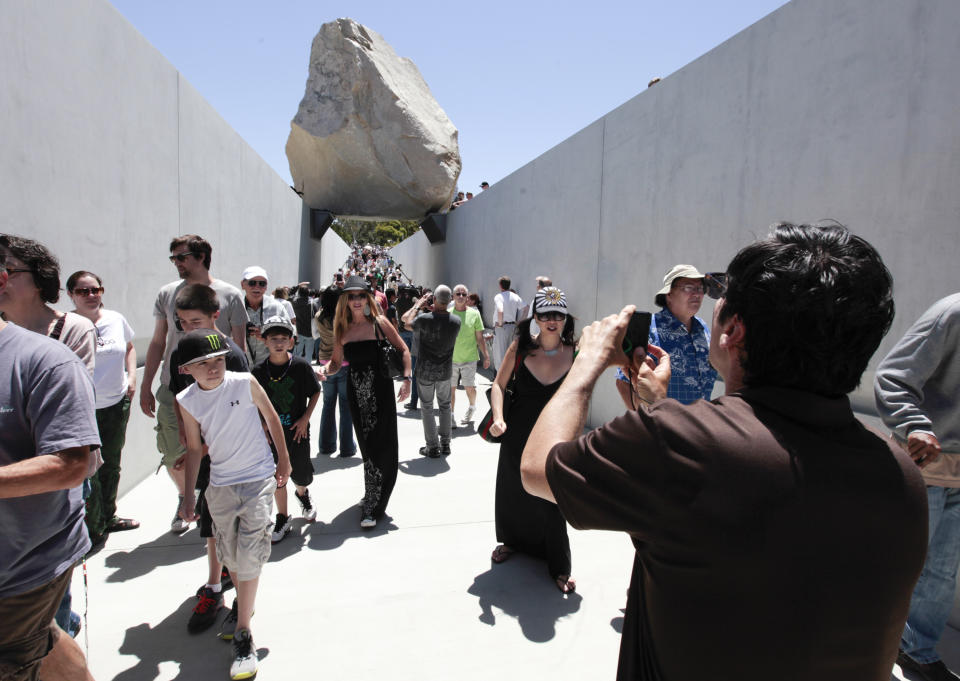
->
[268, 355, 292, 382]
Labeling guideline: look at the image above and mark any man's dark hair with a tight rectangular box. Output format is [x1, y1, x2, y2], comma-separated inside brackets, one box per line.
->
[175, 283, 220, 315]
[719, 221, 894, 396]
[386, 289, 397, 302]
[0, 234, 61, 303]
[169, 234, 212, 269]
[498, 276, 511, 290]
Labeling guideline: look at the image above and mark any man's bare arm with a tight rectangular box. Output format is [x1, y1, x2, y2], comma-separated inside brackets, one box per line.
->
[0, 447, 90, 499]
[140, 317, 168, 417]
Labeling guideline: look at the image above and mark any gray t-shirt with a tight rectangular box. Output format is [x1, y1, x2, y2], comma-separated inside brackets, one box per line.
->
[412, 311, 461, 382]
[0, 323, 100, 598]
[154, 278, 246, 385]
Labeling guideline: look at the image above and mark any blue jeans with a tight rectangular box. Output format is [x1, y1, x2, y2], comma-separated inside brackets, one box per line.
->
[293, 335, 315, 360]
[901, 485, 960, 663]
[319, 367, 356, 455]
[418, 378, 451, 448]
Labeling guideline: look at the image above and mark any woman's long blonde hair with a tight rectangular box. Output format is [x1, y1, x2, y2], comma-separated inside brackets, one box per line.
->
[333, 290, 384, 340]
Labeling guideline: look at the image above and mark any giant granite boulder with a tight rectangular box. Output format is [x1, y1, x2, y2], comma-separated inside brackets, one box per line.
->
[286, 18, 461, 219]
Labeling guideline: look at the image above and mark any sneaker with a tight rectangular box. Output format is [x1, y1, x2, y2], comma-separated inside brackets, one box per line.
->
[271, 513, 292, 543]
[462, 405, 476, 424]
[419, 445, 441, 459]
[360, 515, 377, 529]
[230, 628, 257, 680]
[440, 441, 451, 457]
[171, 497, 189, 534]
[295, 489, 317, 522]
[188, 586, 223, 634]
[219, 598, 239, 640]
[896, 650, 960, 681]
[451, 420, 459, 429]
[404, 402, 417, 410]
[220, 566, 233, 592]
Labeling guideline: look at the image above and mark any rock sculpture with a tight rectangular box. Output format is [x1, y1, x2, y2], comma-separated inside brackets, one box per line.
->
[286, 18, 461, 219]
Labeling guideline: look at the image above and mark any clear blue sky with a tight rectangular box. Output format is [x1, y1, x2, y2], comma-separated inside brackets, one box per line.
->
[109, 0, 788, 197]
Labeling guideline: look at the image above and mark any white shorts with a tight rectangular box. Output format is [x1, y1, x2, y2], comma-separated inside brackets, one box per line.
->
[452, 361, 477, 387]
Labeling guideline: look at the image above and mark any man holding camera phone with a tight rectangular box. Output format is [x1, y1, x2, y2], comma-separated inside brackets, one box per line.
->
[521, 222, 928, 680]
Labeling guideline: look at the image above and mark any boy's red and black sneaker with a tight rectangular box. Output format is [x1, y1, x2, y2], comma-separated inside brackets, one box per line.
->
[188, 586, 223, 634]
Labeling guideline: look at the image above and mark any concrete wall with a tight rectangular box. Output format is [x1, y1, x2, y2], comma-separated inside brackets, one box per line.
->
[392, 0, 960, 419]
[391, 0, 960, 626]
[0, 0, 349, 493]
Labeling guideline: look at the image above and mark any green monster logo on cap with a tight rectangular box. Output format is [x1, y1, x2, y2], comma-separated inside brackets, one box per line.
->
[205, 334, 222, 350]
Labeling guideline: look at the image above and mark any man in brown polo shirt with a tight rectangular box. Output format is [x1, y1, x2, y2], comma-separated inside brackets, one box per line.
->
[521, 222, 929, 680]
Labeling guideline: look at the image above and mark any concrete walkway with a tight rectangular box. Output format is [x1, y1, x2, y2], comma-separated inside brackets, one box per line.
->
[73, 376, 959, 680]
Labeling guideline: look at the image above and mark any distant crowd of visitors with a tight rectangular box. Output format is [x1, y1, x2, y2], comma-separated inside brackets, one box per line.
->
[2, 221, 959, 681]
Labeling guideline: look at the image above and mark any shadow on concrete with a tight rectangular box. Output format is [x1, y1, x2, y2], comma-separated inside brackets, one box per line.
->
[104, 531, 206, 583]
[467, 554, 582, 643]
[303, 506, 397, 551]
[610, 608, 624, 634]
[399, 455, 451, 477]
[113, 596, 269, 681]
[312, 453, 362, 473]
[267, 520, 310, 562]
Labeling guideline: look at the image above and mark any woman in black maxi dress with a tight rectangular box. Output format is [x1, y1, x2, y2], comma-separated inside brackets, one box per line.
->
[318, 276, 411, 529]
[488, 287, 576, 593]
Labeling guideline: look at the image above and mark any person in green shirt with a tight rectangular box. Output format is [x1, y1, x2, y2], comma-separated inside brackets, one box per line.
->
[449, 284, 491, 426]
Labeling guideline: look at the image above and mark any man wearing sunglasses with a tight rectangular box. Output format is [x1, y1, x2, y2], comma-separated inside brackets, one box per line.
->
[522, 222, 927, 681]
[140, 234, 247, 534]
[240, 266, 291, 367]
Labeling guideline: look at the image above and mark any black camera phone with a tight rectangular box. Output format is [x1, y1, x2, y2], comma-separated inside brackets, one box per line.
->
[622, 311, 652, 358]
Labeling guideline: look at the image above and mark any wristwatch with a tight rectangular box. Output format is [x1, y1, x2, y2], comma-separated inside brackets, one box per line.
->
[402, 376, 412, 381]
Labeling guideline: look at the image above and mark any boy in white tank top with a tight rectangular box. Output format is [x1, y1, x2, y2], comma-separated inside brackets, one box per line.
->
[175, 329, 291, 681]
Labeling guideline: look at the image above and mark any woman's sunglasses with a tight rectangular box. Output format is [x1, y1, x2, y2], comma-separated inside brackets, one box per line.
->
[535, 312, 567, 322]
[72, 287, 104, 296]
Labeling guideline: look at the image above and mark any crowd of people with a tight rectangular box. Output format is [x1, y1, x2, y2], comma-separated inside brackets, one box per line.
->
[2, 222, 959, 681]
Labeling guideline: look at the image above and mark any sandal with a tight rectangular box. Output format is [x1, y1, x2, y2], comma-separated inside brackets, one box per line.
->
[106, 517, 140, 533]
[491, 545, 514, 564]
[554, 575, 576, 594]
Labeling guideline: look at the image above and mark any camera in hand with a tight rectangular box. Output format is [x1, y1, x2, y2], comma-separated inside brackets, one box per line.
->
[622, 311, 652, 358]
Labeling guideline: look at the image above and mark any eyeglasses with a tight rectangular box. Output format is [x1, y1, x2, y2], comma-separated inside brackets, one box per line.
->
[674, 284, 705, 295]
[246, 280, 268, 288]
[72, 287, 104, 296]
[704, 272, 728, 300]
[5, 268, 33, 276]
[168, 252, 201, 263]
[347, 293, 366, 300]
[535, 312, 567, 322]
[454, 292, 468, 297]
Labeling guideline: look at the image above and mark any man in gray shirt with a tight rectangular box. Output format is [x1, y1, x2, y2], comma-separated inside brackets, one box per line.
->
[404, 285, 461, 458]
[876, 292, 960, 681]
[0, 256, 100, 680]
[140, 234, 247, 534]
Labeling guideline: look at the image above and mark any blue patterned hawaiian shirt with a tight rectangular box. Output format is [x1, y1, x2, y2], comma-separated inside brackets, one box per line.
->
[616, 307, 717, 404]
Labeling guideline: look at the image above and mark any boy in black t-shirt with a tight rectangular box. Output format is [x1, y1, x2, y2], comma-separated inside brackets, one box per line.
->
[167, 284, 250, 635]
[252, 317, 321, 543]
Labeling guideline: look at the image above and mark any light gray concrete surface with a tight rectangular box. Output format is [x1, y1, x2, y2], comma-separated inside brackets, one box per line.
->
[0, 0, 349, 362]
[77, 376, 634, 681]
[75, 393, 959, 680]
[390, 0, 960, 421]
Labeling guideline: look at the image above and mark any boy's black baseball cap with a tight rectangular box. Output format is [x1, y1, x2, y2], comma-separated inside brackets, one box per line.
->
[177, 329, 229, 367]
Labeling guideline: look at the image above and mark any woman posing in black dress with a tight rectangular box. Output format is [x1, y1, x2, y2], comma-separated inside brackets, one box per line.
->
[488, 287, 577, 593]
[318, 276, 411, 529]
